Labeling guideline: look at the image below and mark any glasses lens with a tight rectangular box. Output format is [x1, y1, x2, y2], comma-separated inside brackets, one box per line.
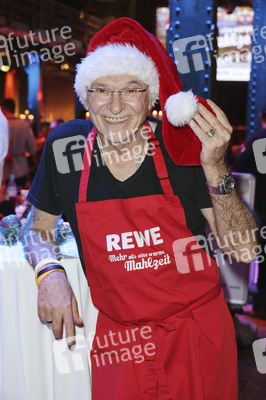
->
[90, 89, 110, 100]
[88, 88, 146, 101]
[121, 89, 144, 101]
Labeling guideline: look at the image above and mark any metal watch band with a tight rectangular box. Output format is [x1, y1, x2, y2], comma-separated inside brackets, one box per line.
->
[207, 185, 224, 195]
[206, 173, 234, 195]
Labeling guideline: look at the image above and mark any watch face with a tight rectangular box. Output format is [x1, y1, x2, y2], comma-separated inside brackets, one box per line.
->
[224, 175, 235, 193]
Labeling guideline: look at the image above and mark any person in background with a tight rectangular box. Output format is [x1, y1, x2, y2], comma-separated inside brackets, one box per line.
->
[0, 98, 37, 189]
[0, 109, 13, 219]
[235, 103, 266, 318]
[0, 109, 9, 186]
[35, 118, 65, 166]
[49, 118, 64, 131]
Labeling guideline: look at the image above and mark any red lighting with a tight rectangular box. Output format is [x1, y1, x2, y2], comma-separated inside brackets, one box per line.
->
[37, 91, 43, 101]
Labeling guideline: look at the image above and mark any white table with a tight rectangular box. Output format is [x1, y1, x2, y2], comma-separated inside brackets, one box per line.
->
[0, 239, 98, 400]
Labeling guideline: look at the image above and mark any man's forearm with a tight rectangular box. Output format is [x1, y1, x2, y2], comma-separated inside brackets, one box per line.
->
[204, 165, 258, 262]
[22, 227, 61, 267]
[186, 100, 258, 262]
[21, 209, 62, 268]
[209, 190, 258, 262]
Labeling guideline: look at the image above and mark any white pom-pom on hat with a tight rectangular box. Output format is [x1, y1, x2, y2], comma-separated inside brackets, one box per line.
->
[165, 90, 198, 127]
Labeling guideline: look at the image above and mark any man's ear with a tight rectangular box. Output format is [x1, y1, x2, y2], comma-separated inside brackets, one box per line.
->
[84, 100, 89, 111]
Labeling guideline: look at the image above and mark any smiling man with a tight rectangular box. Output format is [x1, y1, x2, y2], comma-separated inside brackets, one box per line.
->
[86, 75, 152, 181]
[23, 17, 258, 400]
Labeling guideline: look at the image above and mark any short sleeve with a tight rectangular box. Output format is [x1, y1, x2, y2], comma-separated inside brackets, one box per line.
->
[27, 136, 63, 215]
[192, 167, 212, 210]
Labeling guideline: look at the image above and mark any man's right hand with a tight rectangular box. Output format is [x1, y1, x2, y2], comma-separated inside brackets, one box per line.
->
[38, 271, 84, 347]
[22, 207, 84, 347]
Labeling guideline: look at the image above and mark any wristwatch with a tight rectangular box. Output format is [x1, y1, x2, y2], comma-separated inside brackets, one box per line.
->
[207, 173, 235, 195]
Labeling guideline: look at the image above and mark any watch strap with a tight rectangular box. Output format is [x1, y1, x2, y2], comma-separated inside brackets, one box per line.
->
[206, 173, 234, 195]
[207, 184, 224, 195]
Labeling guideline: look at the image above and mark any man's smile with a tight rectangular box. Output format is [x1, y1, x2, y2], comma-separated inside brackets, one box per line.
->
[103, 116, 130, 124]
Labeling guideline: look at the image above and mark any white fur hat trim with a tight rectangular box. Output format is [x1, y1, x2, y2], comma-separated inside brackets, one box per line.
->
[165, 90, 198, 127]
[74, 43, 159, 107]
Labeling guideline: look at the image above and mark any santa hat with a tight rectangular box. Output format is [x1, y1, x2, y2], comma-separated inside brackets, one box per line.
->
[74, 17, 215, 166]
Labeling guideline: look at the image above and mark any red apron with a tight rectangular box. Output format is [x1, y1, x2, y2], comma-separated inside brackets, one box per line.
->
[75, 122, 238, 400]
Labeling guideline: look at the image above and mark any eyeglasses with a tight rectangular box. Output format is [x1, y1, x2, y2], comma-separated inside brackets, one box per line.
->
[87, 87, 148, 101]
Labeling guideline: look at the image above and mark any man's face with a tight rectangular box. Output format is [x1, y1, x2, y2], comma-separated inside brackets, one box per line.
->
[86, 75, 152, 146]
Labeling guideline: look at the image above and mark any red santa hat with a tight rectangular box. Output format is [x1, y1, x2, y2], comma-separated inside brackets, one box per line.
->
[74, 17, 214, 166]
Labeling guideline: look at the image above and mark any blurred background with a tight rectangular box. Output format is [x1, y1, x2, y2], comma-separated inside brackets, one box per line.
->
[0, 0, 261, 135]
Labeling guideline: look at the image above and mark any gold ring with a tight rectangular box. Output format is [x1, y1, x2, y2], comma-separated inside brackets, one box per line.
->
[207, 128, 215, 137]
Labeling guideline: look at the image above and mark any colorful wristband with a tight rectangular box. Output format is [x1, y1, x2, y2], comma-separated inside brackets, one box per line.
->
[35, 258, 62, 280]
[36, 265, 66, 288]
[36, 268, 67, 289]
[37, 264, 66, 280]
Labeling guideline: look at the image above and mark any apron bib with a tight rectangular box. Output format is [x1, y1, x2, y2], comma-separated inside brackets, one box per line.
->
[75, 122, 238, 400]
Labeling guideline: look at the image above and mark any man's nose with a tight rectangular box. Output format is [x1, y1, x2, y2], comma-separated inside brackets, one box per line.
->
[107, 92, 125, 114]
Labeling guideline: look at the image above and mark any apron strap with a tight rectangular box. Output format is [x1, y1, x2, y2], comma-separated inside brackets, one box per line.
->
[78, 127, 97, 203]
[145, 122, 175, 197]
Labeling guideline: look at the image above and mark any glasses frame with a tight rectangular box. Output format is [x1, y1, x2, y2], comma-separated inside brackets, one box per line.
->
[86, 87, 148, 101]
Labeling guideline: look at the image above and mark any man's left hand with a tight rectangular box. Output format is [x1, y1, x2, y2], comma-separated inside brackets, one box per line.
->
[188, 99, 233, 172]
